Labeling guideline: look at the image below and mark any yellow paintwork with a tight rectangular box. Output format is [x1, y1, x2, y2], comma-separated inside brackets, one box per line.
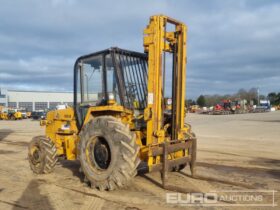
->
[14, 111, 22, 120]
[1, 110, 23, 120]
[143, 15, 190, 169]
[82, 105, 133, 127]
[44, 107, 78, 160]
[43, 105, 133, 160]
[190, 105, 200, 113]
[0, 112, 8, 120]
[27, 112, 32, 118]
[43, 15, 191, 172]
[143, 15, 188, 141]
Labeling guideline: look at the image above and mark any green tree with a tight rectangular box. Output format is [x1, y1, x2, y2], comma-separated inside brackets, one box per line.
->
[197, 95, 206, 107]
[268, 92, 278, 105]
[259, 95, 266, 100]
[277, 93, 280, 105]
[185, 99, 196, 108]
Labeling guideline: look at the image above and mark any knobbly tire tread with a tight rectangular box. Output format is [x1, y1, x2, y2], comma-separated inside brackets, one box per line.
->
[28, 136, 58, 174]
[79, 116, 140, 191]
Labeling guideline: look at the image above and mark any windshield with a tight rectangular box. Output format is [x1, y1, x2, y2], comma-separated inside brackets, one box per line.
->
[105, 54, 120, 103]
[79, 54, 121, 106]
[82, 55, 103, 104]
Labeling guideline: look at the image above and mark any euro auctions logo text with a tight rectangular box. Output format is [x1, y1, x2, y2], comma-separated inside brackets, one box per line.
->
[166, 192, 218, 205]
[166, 190, 277, 207]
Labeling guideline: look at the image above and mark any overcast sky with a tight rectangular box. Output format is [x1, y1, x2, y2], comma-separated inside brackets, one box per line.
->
[0, 0, 279, 99]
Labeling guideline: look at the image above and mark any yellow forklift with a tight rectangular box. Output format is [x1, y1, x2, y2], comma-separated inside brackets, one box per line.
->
[8, 109, 22, 120]
[0, 112, 8, 120]
[28, 15, 196, 191]
[0, 106, 8, 120]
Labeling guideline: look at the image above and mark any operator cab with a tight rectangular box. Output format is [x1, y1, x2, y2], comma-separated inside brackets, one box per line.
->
[74, 47, 148, 128]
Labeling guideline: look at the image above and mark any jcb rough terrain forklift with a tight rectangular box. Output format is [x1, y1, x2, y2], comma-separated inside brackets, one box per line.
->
[28, 15, 197, 190]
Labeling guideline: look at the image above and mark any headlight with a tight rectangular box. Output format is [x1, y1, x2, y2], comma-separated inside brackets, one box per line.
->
[108, 93, 115, 100]
[167, 98, 172, 105]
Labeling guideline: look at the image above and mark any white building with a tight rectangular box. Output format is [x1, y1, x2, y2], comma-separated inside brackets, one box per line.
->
[0, 88, 73, 111]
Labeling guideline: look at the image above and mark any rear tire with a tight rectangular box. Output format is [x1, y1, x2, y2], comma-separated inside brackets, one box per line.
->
[79, 116, 140, 191]
[28, 136, 58, 174]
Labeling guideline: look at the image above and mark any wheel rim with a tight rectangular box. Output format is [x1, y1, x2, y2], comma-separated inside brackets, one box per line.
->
[30, 146, 41, 165]
[86, 136, 111, 171]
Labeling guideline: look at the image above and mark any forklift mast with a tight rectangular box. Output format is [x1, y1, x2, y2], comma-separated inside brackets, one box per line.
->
[143, 15, 187, 144]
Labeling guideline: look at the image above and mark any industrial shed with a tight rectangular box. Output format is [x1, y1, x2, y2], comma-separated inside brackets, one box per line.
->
[0, 88, 73, 111]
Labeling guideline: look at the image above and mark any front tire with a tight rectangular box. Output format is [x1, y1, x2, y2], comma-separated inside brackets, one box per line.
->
[28, 136, 58, 174]
[79, 116, 140, 191]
